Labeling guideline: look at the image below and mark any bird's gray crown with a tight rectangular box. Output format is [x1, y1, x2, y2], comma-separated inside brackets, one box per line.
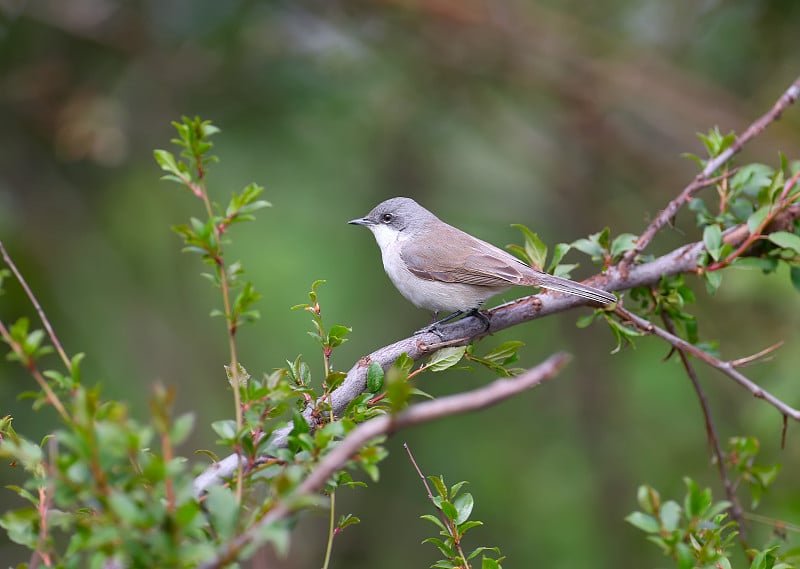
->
[362, 197, 439, 232]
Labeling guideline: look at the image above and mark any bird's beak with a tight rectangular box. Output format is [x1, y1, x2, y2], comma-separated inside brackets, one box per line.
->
[348, 217, 372, 226]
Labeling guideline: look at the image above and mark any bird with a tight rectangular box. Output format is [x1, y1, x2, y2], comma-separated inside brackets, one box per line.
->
[349, 197, 616, 331]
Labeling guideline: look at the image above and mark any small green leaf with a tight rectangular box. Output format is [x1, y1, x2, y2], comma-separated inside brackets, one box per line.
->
[510, 224, 547, 269]
[660, 500, 681, 532]
[625, 512, 660, 534]
[428, 346, 467, 372]
[429, 476, 447, 499]
[571, 236, 605, 260]
[703, 224, 723, 261]
[440, 500, 458, 522]
[547, 243, 571, 273]
[366, 361, 384, 393]
[767, 231, 800, 253]
[171, 413, 195, 445]
[790, 266, 800, 292]
[482, 341, 524, 365]
[420, 514, 447, 532]
[703, 270, 722, 294]
[210, 420, 237, 441]
[206, 485, 239, 540]
[747, 205, 771, 233]
[453, 493, 474, 525]
[610, 233, 639, 259]
[337, 514, 361, 531]
[327, 325, 352, 348]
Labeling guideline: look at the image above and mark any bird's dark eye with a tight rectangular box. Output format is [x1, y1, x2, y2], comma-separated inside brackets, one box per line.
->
[381, 213, 393, 223]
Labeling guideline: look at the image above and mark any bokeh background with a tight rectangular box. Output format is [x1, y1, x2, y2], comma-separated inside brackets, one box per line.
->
[2, 1, 800, 567]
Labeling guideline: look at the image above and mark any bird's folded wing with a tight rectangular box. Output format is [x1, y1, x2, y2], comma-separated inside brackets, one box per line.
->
[400, 235, 530, 287]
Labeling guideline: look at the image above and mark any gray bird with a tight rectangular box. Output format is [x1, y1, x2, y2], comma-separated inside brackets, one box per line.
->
[349, 197, 616, 330]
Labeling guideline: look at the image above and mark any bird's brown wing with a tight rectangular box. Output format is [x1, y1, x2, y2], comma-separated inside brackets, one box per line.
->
[400, 225, 531, 287]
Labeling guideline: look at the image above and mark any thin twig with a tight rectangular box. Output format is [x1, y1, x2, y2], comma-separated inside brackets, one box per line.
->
[196, 353, 571, 569]
[621, 76, 800, 269]
[730, 341, 784, 368]
[616, 306, 800, 421]
[659, 311, 749, 553]
[0, 241, 72, 373]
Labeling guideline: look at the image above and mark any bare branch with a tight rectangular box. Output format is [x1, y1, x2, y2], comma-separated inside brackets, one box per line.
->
[621, 76, 800, 269]
[0, 240, 72, 373]
[730, 341, 784, 368]
[659, 311, 749, 551]
[617, 306, 800, 421]
[197, 353, 571, 569]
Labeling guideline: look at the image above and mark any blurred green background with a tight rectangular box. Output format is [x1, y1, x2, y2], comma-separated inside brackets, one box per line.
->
[2, 1, 800, 567]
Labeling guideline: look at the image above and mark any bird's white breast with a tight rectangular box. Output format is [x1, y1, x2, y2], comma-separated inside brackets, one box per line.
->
[367, 224, 506, 313]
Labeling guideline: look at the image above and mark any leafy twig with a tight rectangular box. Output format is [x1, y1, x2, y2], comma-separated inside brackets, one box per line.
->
[196, 353, 570, 568]
[621, 76, 800, 269]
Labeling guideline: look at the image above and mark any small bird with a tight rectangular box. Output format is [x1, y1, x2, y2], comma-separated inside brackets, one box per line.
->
[349, 197, 616, 331]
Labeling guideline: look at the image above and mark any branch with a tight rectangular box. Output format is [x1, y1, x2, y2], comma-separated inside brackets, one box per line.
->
[659, 311, 749, 550]
[621, 76, 800, 269]
[616, 306, 800, 421]
[197, 352, 571, 569]
[194, 205, 800, 495]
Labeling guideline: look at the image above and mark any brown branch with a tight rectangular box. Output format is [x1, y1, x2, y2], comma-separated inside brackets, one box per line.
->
[616, 306, 800, 421]
[659, 311, 749, 552]
[621, 76, 800, 270]
[196, 353, 571, 569]
[194, 205, 800, 495]
[0, 241, 72, 373]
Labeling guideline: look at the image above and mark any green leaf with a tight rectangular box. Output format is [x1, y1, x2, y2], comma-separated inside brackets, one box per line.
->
[547, 243, 571, 273]
[571, 236, 605, 260]
[366, 361, 384, 393]
[327, 325, 352, 348]
[337, 514, 361, 531]
[0, 508, 38, 548]
[108, 490, 142, 524]
[428, 346, 467, 372]
[703, 270, 722, 294]
[170, 413, 195, 445]
[153, 149, 181, 176]
[747, 205, 771, 233]
[610, 233, 639, 259]
[420, 514, 447, 532]
[767, 231, 800, 253]
[510, 224, 547, 269]
[482, 341, 524, 365]
[625, 512, 660, 534]
[453, 493, 474, 525]
[440, 500, 459, 522]
[683, 477, 711, 518]
[206, 485, 239, 540]
[457, 520, 483, 534]
[636, 485, 660, 514]
[790, 267, 800, 293]
[429, 476, 447, 499]
[660, 500, 681, 532]
[703, 224, 723, 261]
[423, 537, 456, 558]
[210, 420, 237, 441]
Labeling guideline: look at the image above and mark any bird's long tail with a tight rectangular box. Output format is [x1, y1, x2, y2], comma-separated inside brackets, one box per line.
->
[535, 273, 617, 305]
